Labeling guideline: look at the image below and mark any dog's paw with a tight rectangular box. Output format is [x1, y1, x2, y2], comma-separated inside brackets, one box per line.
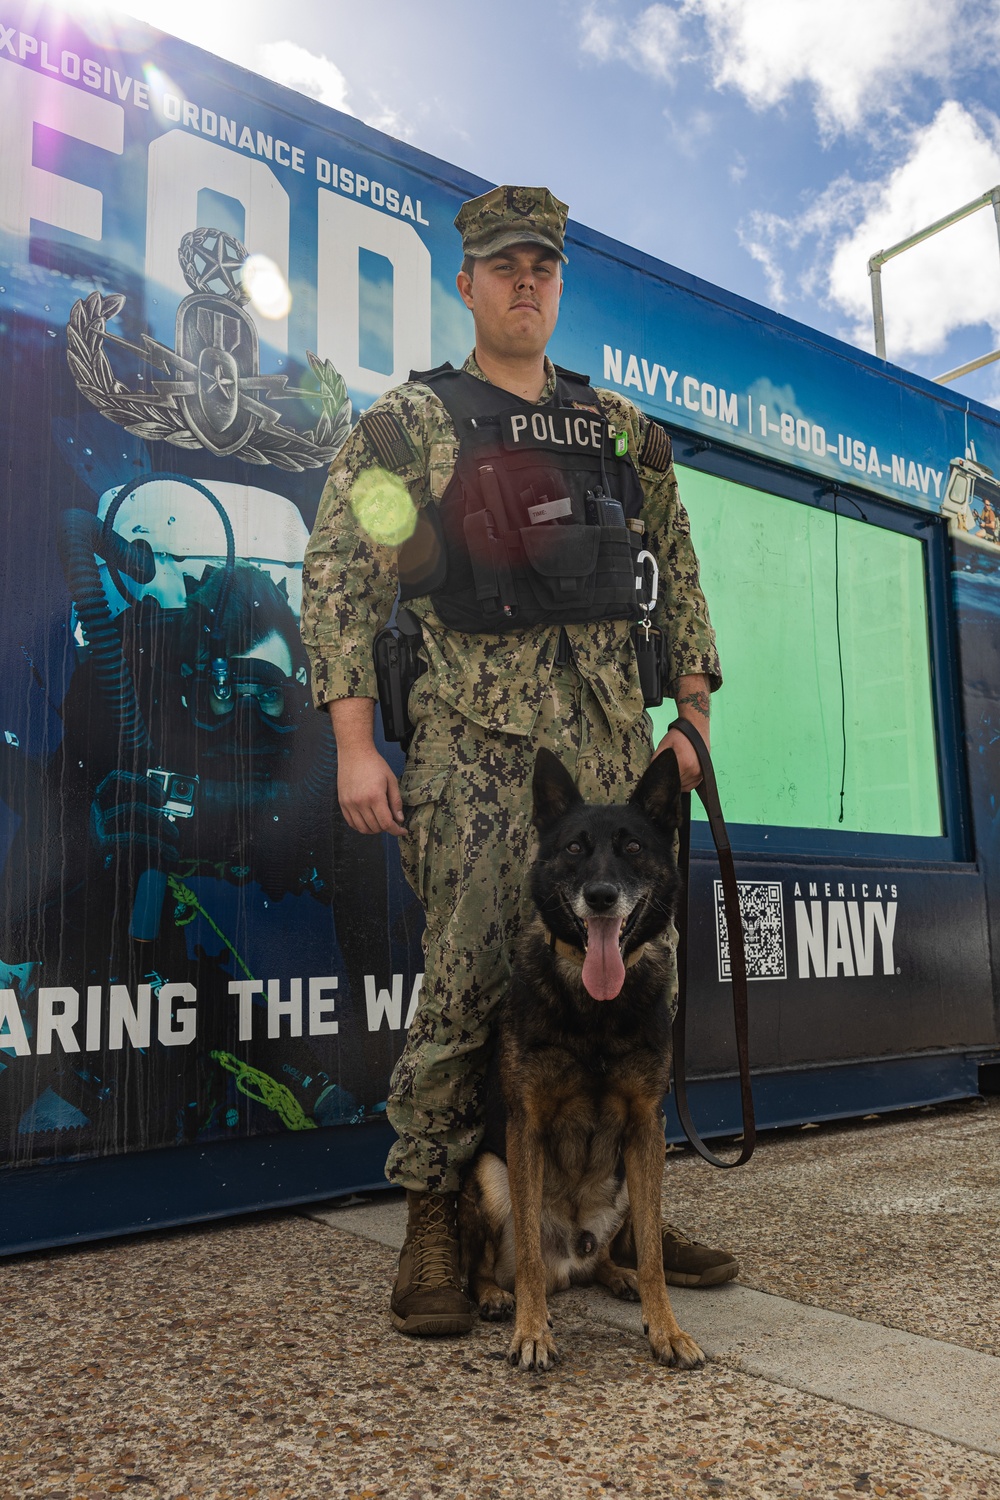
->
[604, 1268, 640, 1302]
[648, 1327, 705, 1369]
[479, 1288, 515, 1322]
[508, 1326, 560, 1372]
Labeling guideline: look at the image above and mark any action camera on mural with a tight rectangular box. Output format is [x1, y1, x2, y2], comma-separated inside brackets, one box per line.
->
[147, 769, 199, 821]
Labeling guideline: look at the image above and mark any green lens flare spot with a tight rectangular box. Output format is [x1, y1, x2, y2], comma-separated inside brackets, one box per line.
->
[351, 467, 417, 546]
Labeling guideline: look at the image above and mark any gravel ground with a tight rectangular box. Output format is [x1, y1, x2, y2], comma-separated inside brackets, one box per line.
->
[1, 1097, 999, 1499]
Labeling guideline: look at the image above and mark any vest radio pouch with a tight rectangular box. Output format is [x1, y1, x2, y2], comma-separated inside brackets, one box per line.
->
[398, 366, 649, 633]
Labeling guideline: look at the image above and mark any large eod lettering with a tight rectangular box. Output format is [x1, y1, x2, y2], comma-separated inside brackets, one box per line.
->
[0, 57, 432, 396]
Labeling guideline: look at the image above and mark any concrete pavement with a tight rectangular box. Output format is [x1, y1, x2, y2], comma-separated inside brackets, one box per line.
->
[310, 1195, 1000, 1458]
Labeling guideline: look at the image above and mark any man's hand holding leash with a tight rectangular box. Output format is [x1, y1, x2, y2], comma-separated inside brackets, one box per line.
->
[655, 673, 711, 791]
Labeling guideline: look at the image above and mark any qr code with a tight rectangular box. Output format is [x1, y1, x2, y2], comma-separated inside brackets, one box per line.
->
[715, 880, 786, 982]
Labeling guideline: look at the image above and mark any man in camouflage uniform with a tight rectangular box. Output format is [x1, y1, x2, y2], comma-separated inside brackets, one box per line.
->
[301, 185, 735, 1339]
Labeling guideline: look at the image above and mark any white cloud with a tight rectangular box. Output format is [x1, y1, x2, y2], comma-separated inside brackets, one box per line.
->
[256, 40, 354, 114]
[739, 219, 790, 306]
[827, 102, 1000, 357]
[107, 0, 262, 68]
[580, 2, 684, 81]
[580, 0, 1000, 138]
[256, 40, 419, 141]
[365, 104, 417, 143]
[661, 102, 715, 157]
[740, 176, 871, 308]
[690, 0, 990, 136]
[742, 103, 1000, 361]
[580, 4, 618, 62]
[632, 4, 684, 77]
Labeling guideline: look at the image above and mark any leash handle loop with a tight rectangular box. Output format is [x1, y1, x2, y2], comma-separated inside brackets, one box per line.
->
[668, 718, 756, 1169]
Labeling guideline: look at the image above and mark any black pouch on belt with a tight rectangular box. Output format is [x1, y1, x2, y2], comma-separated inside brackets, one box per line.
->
[373, 607, 427, 746]
[632, 621, 665, 708]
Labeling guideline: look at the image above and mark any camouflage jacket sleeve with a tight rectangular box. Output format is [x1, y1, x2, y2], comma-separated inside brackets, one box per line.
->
[300, 384, 453, 707]
[595, 388, 723, 694]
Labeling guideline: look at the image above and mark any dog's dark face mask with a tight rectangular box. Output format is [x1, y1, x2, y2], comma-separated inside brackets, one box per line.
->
[529, 748, 683, 1001]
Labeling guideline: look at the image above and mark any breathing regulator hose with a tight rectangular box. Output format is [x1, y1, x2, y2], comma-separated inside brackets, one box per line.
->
[100, 472, 237, 676]
[59, 473, 236, 941]
[57, 508, 155, 757]
[58, 474, 334, 931]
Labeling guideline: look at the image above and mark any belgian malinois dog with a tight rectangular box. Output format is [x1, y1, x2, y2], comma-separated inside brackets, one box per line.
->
[460, 746, 705, 1372]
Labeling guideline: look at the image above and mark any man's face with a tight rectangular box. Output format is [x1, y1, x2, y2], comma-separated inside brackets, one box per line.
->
[207, 630, 292, 719]
[456, 244, 562, 361]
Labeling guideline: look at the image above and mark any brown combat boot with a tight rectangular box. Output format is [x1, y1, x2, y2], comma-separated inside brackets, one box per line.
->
[611, 1217, 739, 1288]
[390, 1191, 476, 1337]
[660, 1223, 739, 1288]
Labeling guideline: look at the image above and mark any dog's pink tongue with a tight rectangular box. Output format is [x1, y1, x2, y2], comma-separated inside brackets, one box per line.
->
[582, 916, 626, 1001]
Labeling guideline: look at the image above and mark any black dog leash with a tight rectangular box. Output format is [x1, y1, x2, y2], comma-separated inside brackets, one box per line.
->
[668, 718, 756, 1168]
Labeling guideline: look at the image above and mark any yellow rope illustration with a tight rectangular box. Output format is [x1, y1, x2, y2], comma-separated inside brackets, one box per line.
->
[211, 1050, 317, 1131]
[167, 875, 255, 980]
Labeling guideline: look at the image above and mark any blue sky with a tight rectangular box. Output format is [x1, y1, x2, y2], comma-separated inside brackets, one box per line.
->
[107, 0, 1000, 407]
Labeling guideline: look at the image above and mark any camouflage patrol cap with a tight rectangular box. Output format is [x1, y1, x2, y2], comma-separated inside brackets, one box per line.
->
[455, 185, 569, 263]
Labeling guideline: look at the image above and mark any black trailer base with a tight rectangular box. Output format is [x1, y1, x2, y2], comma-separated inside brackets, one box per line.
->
[1, 1051, 989, 1258]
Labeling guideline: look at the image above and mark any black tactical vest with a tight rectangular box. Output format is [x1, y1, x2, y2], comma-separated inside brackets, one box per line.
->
[397, 365, 647, 633]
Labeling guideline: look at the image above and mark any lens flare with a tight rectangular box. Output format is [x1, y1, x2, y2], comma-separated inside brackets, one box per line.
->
[62, 4, 150, 50]
[350, 468, 417, 547]
[242, 253, 292, 320]
[142, 62, 184, 126]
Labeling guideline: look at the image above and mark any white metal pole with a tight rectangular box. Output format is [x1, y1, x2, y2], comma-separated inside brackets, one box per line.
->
[869, 258, 886, 361]
[867, 187, 1000, 368]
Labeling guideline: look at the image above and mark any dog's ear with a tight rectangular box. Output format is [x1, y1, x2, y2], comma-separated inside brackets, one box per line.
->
[532, 747, 582, 831]
[630, 748, 682, 831]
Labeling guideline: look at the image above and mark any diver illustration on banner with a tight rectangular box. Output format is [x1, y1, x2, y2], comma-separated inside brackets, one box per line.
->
[1, 208, 418, 1163]
[0, 438, 411, 1156]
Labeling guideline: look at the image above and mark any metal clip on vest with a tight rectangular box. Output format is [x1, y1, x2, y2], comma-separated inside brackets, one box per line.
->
[669, 717, 756, 1168]
[633, 550, 664, 707]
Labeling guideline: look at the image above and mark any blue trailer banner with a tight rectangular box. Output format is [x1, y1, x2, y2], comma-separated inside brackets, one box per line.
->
[1, 4, 999, 1177]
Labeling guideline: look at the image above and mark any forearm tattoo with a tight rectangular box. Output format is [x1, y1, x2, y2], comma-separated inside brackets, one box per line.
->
[676, 689, 710, 721]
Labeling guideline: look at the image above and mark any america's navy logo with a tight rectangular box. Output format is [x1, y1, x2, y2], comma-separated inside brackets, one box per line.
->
[66, 227, 351, 472]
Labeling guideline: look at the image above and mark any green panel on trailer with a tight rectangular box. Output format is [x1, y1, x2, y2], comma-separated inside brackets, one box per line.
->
[650, 466, 943, 837]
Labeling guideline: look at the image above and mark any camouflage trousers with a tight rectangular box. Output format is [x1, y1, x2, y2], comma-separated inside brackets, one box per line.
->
[384, 659, 676, 1192]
